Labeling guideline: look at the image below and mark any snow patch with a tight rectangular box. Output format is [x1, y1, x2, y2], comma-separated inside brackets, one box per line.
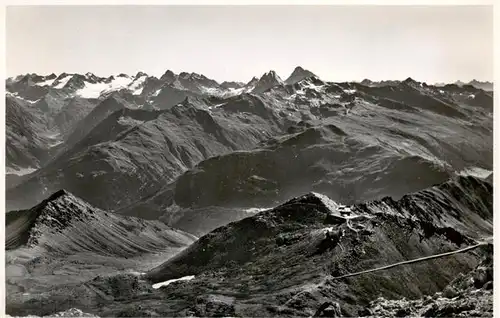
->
[343, 89, 357, 94]
[76, 76, 134, 98]
[152, 275, 195, 289]
[7, 91, 39, 104]
[128, 75, 147, 95]
[458, 167, 492, 179]
[6, 167, 37, 176]
[53, 75, 73, 89]
[208, 103, 226, 110]
[200, 87, 221, 95]
[468, 94, 475, 99]
[75, 82, 110, 98]
[243, 207, 269, 214]
[49, 140, 64, 148]
[43, 132, 61, 139]
[217, 86, 252, 98]
[118, 116, 145, 126]
[35, 78, 56, 87]
[125, 270, 146, 276]
[25, 98, 39, 104]
[301, 80, 325, 92]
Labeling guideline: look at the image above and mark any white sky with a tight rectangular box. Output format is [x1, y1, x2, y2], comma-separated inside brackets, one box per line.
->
[6, 5, 494, 83]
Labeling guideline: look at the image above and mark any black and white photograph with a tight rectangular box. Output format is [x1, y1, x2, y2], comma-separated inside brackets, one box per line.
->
[3, 3, 495, 317]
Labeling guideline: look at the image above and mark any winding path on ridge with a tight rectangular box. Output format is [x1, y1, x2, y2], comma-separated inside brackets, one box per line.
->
[331, 237, 493, 280]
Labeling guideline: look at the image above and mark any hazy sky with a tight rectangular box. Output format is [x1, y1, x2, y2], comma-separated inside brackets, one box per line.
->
[6, 5, 493, 83]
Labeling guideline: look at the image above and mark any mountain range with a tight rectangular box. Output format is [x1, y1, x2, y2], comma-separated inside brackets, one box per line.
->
[4, 66, 494, 317]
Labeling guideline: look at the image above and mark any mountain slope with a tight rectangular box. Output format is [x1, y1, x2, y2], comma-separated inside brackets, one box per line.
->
[6, 70, 493, 222]
[5, 190, 197, 317]
[119, 80, 492, 233]
[63, 93, 138, 149]
[144, 176, 491, 317]
[6, 190, 196, 256]
[6, 96, 55, 175]
[3, 68, 494, 318]
[6, 98, 282, 211]
[5, 176, 492, 317]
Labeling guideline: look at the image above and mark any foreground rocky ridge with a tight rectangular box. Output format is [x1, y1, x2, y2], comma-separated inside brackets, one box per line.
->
[5, 176, 492, 317]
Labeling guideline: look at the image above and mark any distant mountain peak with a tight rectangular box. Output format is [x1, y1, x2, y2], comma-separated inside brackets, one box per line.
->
[179, 72, 191, 79]
[469, 79, 492, 85]
[251, 71, 285, 93]
[246, 76, 259, 86]
[57, 73, 70, 80]
[263, 70, 280, 78]
[259, 70, 283, 83]
[285, 66, 317, 85]
[84, 72, 100, 83]
[188, 72, 204, 79]
[403, 77, 417, 83]
[160, 70, 177, 83]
